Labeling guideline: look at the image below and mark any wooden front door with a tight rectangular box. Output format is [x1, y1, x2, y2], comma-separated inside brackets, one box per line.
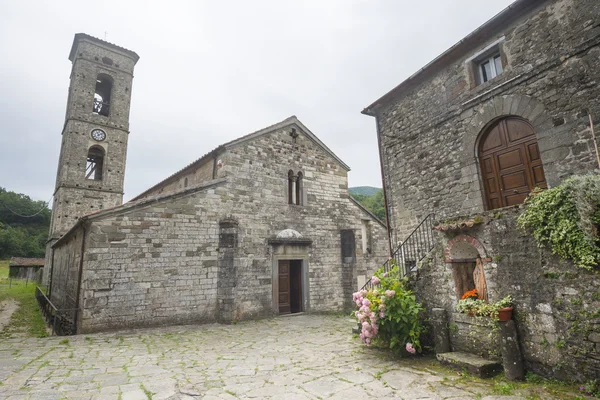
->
[278, 260, 291, 314]
[479, 117, 547, 210]
[290, 260, 303, 313]
[451, 262, 476, 300]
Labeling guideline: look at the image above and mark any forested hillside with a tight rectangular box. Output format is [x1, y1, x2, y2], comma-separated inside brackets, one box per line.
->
[349, 186, 380, 197]
[0, 188, 50, 258]
[350, 188, 386, 222]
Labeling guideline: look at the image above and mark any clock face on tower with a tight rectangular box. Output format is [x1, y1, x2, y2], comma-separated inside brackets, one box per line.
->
[91, 129, 106, 142]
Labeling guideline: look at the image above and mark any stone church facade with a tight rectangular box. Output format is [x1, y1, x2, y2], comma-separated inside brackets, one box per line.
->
[365, 0, 600, 381]
[45, 34, 388, 334]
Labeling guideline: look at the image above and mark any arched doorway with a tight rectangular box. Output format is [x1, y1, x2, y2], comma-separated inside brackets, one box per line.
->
[479, 117, 547, 210]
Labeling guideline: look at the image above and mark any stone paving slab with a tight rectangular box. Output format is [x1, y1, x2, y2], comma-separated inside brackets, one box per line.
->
[0, 315, 577, 399]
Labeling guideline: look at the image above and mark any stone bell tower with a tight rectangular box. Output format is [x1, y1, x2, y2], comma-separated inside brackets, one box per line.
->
[44, 34, 139, 283]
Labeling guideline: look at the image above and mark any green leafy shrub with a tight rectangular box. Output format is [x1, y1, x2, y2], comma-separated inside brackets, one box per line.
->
[353, 264, 425, 353]
[517, 175, 600, 270]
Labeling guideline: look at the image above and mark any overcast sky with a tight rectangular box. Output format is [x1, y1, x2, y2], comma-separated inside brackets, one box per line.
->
[0, 0, 515, 203]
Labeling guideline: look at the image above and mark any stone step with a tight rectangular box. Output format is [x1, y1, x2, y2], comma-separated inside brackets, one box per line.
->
[436, 352, 502, 378]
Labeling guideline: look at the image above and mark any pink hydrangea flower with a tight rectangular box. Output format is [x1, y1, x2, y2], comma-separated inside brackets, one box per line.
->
[371, 276, 381, 285]
[383, 272, 388, 277]
[406, 343, 416, 354]
[362, 298, 371, 307]
[365, 338, 371, 345]
[379, 311, 385, 318]
[385, 290, 396, 298]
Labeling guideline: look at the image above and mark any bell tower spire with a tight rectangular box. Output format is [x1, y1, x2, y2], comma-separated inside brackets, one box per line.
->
[44, 34, 139, 283]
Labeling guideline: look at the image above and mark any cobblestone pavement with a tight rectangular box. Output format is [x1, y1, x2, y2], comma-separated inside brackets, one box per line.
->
[0, 315, 576, 399]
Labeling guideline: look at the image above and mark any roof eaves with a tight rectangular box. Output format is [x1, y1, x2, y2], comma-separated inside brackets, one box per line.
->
[69, 33, 140, 63]
[361, 0, 547, 116]
[224, 116, 351, 171]
[349, 196, 387, 228]
[131, 146, 224, 201]
[53, 178, 227, 248]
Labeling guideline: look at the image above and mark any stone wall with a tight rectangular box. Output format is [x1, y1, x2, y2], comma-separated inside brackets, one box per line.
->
[413, 207, 600, 381]
[46, 35, 139, 285]
[51, 120, 390, 332]
[220, 124, 389, 317]
[50, 229, 84, 311]
[373, 0, 600, 243]
[77, 182, 224, 333]
[136, 154, 220, 199]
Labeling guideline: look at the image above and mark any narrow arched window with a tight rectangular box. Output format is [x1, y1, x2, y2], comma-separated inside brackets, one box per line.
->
[86, 146, 105, 180]
[184, 177, 188, 188]
[288, 170, 294, 204]
[296, 172, 303, 205]
[93, 74, 113, 117]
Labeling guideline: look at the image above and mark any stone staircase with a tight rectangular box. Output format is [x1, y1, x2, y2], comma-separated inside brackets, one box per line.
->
[436, 352, 502, 378]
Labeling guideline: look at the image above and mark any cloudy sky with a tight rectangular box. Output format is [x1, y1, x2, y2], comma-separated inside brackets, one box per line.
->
[0, 0, 515, 203]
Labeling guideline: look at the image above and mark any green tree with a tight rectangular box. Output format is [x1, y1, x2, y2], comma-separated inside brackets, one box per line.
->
[351, 189, 386, 222]
[0, 188, 50, 258]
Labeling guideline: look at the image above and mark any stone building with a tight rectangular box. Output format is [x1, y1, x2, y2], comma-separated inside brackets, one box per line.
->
[364, 0, 600, 381]
[44, 33, 138, 283]
[45, 34, 388, 334]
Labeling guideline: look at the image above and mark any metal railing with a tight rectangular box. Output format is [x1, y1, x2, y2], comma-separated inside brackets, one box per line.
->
[35, 287, 78, 336]
[362, 214, 436, 290]
[0, 276, 35, 288]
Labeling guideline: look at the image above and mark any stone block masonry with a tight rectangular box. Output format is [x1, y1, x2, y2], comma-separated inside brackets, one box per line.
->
[49, 117, 389, 333]
[414, 207, 600, 382]
[45, 34, 140, 286]
[368, 0, 600, 244]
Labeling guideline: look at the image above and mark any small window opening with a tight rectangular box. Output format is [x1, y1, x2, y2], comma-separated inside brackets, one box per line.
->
[93, 74, 113, 117]
[288, 170, 295, 204]
[296, 172, 303, 205]
[184, 177, 188, 188]
[341, 230, 356, 263]
[361, 220, 372, 254]
[86, 146, 105, 180]
[478, 53, 503, 84]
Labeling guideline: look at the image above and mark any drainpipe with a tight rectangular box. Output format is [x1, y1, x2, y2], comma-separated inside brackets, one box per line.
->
[74, 224, 87, 331]
[374, 113, 394, 256]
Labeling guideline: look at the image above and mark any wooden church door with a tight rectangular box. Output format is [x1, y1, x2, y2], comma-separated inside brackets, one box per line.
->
[479, 117, 547, 210]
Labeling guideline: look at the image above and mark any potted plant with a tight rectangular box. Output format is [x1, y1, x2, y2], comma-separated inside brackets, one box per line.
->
[494, 295, 514, 322]
[456, 289, 484, 316]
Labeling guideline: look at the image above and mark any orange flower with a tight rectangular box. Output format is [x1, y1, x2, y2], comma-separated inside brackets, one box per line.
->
[461, 289, 480, 300]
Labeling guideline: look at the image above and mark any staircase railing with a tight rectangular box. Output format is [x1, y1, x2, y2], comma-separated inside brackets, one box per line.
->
[35, 286, 79, 336]
[362, 213, 436, 290]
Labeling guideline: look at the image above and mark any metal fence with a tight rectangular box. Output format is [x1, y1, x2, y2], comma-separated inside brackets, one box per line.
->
[362, 214, 436, 290]
[0, 276, 36, 288]
[35, 287, 78, 336]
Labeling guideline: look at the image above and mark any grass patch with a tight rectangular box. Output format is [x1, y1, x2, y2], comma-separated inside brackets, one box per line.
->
[139, 383, 154, 399]
[403, 357, 584, 399]
[0, 260, 48, 338]
[492, 382, 516, 395]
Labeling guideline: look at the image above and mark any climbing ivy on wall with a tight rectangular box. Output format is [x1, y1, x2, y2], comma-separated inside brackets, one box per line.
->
[518, 174, 600, 270]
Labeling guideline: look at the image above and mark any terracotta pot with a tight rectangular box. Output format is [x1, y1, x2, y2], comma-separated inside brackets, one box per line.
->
[497, 307, 513, 322]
